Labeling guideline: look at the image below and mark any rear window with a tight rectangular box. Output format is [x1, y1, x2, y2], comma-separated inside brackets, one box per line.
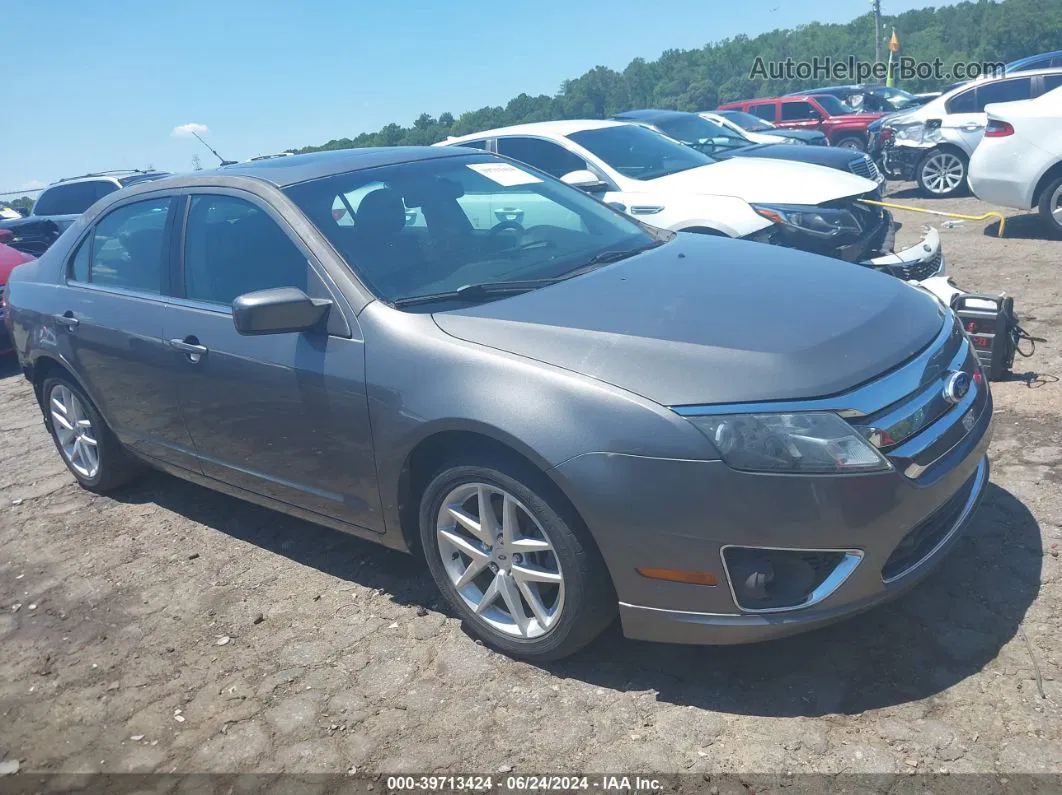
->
[973, 77, 1033, 110]
[32, 181, 109, 216]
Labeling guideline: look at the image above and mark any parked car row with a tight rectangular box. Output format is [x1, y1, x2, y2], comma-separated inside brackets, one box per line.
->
[0, 170, 169, 256]
[3, 145, 993, 660]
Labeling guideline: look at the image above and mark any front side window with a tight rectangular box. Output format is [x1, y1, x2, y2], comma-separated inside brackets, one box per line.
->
[810, 95, 854, 116]
[781, 101, 817, 120]
[455, 140, 488, 151]
[283, 153, 656, 306]
[566, 124, 712, 180]
[183, 195, 311, 306]
[72, 197, 172, 292]
[1044, 74, 1062, 92]
[495, 137, 587, 178]
[974, 77, 1033, 110]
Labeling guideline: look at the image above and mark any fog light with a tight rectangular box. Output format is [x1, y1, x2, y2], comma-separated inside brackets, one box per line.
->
[722, 547, 861, 612]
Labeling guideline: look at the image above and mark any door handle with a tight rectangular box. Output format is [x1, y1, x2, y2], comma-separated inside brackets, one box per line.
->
[168, 337, 208, 363]
[961, 123, 984, 131]
[54, 312, 79, 330]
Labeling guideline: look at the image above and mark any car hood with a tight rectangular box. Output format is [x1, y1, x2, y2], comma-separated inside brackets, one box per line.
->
[718, 143, 868, 170]
[644, 158, 875, 204]
[774, 129, 826, 142]
[432, 235, 944, 406]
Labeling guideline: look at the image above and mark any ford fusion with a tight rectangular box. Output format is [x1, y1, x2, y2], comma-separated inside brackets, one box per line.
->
[5, 148, 992, 661]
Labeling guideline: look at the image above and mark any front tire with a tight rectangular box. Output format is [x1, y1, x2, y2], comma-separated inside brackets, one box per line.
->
[833, 135, 867, 152]
[917, 149, 968, 197]
[1037, 175, 1062, 238]
[42, 375, 139, 493]
[419, 456, 616, 661]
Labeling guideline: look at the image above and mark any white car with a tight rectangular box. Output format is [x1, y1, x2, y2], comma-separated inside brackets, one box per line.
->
[969, 87, 1062, 236]
[438, 120, 942, 279]
[698, 111, 798, 145]
[882, 68, 1062, 197]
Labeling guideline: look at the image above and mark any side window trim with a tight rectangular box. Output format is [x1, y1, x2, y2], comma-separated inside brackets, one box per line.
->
[64, 193, 180, 297]
[177, 188, 352, 338]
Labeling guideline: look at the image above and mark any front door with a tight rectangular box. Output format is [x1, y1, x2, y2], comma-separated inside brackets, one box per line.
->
[165, 191, 382, 532]
[59, 195, 199, 469]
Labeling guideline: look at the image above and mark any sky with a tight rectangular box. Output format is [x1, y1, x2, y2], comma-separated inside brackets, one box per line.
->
[2, 0, 950, 197]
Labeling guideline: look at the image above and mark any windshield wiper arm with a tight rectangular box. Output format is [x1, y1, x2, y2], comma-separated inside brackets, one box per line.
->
[554, 239, 667, 280]
[392, 279, 556, 308]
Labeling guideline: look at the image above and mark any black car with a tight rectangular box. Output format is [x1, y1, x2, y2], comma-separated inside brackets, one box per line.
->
[786, 85, 931, 113]
[713, 109, 828, 146]
[613, 110, 883, 188]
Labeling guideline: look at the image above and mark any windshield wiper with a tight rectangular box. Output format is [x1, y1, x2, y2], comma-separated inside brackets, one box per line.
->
[392, 279, 557, 308]
[553, 239, 668, 280]
[392, 240, 668, 309]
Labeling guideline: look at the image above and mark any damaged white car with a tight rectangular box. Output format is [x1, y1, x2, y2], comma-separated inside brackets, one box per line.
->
[440, 120, 944, 284]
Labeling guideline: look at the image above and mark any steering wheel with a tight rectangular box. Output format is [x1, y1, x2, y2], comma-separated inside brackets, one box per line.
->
[488, 220, 525, 237]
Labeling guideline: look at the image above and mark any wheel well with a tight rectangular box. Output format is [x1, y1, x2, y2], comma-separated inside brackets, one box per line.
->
[30, 355, 66, 409]
[396, 430, 589, 559]
[678, 226, 728, 236]
[1033, 161, 1062, 206]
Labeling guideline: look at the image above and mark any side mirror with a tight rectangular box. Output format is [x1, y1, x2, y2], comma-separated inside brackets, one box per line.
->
[560, 170, 608, 193]
[232, 287, 331, 336]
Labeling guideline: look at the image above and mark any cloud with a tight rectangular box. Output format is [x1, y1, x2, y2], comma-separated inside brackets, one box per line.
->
[19, 179, 47, 191]
[171, 123, 209, 138]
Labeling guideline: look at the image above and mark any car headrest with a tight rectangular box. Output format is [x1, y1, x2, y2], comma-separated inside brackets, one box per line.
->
[356, 188, 406, 236]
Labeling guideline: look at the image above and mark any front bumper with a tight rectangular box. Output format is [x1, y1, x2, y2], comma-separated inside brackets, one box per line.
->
[555, 318, 993, 646]
[864, 226, 945, 281]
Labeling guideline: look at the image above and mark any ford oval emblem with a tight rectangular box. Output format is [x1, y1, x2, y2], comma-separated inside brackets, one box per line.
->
[943, 371, 972, 405]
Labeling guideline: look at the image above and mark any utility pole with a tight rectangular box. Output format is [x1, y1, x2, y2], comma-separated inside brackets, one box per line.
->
[872, 0, 883, 63]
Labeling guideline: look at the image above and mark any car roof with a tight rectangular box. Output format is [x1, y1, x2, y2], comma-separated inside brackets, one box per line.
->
[613, 109, 694, 123]
[197, 147, 474, 187]
[1008, 49, 1062, 71]
[441, 119, 625, 145]
[48, 171, 163, 188]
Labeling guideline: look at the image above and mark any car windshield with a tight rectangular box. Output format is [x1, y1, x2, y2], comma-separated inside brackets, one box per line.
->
[814, 95, 856, 116]
[871, 87, 918, 109]
[652, 115, 748, 148]
[283, 153, 659, 308]
[719, 110, 775, 132]
[567, 124, 713, 180]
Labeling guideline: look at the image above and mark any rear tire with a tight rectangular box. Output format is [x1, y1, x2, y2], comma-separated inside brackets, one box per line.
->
[1037, 175, 1062, 238]
[917, 148, 968, 198]
[419, 454, 616, 661]
[42, 375, 139, 493]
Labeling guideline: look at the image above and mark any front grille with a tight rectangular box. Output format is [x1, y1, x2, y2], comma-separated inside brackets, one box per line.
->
[848, 156, 881, 182]
[883, 248, 943, 281]
[882, 470, 977, 581]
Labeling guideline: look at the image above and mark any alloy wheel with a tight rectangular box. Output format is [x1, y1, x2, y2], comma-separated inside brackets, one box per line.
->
[436, 482, 565, 639]
[1051, 184, 1062, 225]
[49, 384, 100, 479]
[921, 152, 965, 194]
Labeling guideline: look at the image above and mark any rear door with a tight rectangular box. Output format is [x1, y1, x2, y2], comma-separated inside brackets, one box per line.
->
[164, 190, 381, 532]
[58, 195, 199, 468]
[945, 76, 1034, 153]
[749, 102, 779, 124]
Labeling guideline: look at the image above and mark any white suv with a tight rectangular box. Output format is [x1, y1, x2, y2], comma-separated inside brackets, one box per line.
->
[438, 120, 942, 279]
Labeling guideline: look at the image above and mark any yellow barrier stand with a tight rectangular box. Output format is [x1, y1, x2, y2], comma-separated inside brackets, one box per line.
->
[858, 198, 1007, 238]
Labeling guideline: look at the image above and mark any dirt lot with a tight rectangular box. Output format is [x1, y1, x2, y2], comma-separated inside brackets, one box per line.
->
[1, 185, 1060, 783]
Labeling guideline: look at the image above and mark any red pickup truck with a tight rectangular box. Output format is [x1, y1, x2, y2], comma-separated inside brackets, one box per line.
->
[717, 94, 885, 152]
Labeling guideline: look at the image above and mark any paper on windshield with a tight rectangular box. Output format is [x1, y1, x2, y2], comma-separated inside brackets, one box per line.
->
[467, 162, 543, 187]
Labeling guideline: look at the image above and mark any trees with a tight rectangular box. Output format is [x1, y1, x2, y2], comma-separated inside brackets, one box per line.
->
[294, 0, 1061, 154]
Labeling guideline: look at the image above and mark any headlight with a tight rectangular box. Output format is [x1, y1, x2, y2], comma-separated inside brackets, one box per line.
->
[751, 203, 862, 239]
[891, 121, 925, 142]
[688, 413, 891, 474]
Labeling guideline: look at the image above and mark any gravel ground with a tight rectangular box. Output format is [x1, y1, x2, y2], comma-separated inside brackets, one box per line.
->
[0, 184, 1060, 783]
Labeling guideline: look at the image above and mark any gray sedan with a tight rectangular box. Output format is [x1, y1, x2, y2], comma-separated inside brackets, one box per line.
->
[4, 147, 992, 661]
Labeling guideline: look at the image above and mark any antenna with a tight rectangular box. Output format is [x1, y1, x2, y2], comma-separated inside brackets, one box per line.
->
[191, 131, 238, 166]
